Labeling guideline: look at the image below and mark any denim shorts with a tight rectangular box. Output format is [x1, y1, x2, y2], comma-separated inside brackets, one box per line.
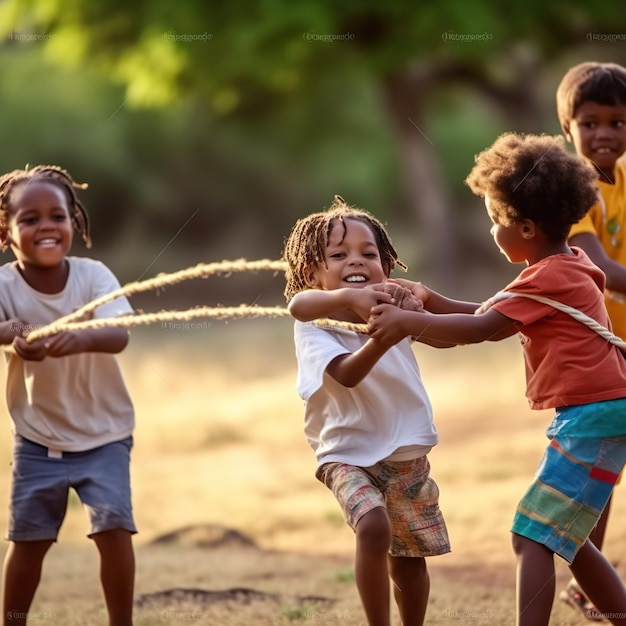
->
[7, 435, 137, 542]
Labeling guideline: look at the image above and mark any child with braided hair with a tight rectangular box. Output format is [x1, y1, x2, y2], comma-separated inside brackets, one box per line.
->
[368, 133, 626, 626]
[283, 196, 450, 626]
[0, 166, 136, 626]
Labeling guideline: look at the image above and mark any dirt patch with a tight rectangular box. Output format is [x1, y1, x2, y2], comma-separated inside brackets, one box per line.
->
[147, 523, 258, 549]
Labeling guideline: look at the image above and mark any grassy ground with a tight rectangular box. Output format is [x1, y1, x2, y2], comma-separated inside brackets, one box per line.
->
[0, 319, 624, 624]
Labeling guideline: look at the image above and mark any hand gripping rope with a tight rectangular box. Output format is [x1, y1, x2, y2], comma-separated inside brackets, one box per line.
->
[23, 259, 367, 344]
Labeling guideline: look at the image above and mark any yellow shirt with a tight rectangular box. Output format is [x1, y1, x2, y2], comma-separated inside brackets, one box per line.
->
[570, 153, 626, 339]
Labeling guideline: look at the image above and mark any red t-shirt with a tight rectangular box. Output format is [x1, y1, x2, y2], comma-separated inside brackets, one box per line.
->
[491, 248, 626, 410]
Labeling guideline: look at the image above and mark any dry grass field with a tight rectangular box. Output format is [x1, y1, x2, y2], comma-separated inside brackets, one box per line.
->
[0, 319, 625, 625]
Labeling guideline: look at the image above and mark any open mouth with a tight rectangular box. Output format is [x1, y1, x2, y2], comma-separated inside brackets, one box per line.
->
[344, 274, 368, 284]
[36, 238, 60, 248]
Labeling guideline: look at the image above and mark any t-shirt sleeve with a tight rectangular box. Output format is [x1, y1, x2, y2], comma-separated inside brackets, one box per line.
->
[569, 200, 602, 239]
[490, 296, 552, 326]
[488, 263, 555, 325]
[85, 260, 133, 319]
[294, 321, 351, 401]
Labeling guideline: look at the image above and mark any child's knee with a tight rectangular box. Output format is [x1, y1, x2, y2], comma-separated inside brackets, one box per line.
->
[355, 506, 392, 552]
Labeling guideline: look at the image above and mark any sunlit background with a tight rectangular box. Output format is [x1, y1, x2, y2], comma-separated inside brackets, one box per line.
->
[1, 3, 626, 624]
[2, 1, 624, 301]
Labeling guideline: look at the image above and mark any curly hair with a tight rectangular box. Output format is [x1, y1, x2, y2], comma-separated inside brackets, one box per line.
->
[0, 165, 91, 250]
[465, 133, 599, 241]
[282, 195, 406, 301]
[556, 61, 626, 128]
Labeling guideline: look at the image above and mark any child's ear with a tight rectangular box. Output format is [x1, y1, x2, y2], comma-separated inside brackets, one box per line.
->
[518, 219, 536, 239]
[303, 265, 320, 289]
[561, 121, 573, 142]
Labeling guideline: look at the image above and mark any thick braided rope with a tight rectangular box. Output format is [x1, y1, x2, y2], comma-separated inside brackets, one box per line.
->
[24, 306, 367, 338]
[23, 259, 368, 342]
[33, 258, 289, 336]
[477, 291, 626, 351]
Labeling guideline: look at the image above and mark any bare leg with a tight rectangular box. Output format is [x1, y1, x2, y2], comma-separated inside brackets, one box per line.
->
[354, 507, 392, 626]
[92, 529, 135, 626]
[2, 540, 54, 626]
[570, 539, 626, 625]
[512, 533, 555, 626]
[589, 495, 612, 550]
[563, 496, 613, 616]
[389, 555, 429, 626]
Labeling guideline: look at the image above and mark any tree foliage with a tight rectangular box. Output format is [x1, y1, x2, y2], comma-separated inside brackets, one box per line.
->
[2, 0, 624, 285]
[1, 0, 618, 111]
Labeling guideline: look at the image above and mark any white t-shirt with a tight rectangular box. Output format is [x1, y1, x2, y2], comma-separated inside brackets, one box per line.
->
[0, 257, 134, 451]
[294, 321, 438, 468]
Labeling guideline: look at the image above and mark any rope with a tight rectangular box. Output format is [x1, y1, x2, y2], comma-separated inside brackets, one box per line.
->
[30, 258, 288, 338]
[477, 291, 626, 351]
[24, 305, 368, 339]
[20, 259, 368, 343]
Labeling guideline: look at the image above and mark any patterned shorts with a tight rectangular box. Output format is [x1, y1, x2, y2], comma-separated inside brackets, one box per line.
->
[512, 434, 626, 563]
[317, 456, 450, 557]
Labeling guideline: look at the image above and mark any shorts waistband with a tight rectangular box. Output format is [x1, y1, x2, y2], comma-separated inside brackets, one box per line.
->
[17, 435, 97, 458]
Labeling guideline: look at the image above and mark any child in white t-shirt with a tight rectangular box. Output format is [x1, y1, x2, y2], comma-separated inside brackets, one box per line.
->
[0, 165, 135, 626]
[283, 196, 449, 626]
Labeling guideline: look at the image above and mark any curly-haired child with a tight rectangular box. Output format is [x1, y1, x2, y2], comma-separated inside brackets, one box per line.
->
[557, 61, 626, 620]
[283, 196, 449, 626]
[368, 133, 626, 626]
[0, 166, 136, 626]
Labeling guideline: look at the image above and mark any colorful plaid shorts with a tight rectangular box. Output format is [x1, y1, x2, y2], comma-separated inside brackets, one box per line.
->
[317, 456, 450, 557]
[512, 433, 626, 563]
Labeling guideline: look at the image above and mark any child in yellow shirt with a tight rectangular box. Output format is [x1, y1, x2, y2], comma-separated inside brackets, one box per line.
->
[558, 60, 626, 622]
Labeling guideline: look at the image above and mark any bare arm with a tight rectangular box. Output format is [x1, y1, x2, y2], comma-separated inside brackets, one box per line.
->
[570, 232, 626, 294]
[0, 319, 28, 345]
[386, 278, 480, 314]
[288, 287, 393, 322]
[326, 337, 394, 387]
[13, 327, 129, 360]
[368, 304, 516, 347]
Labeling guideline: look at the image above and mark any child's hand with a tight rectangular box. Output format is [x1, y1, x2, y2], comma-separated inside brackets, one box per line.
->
[385, 279, 430, 309]
[381, 283, 424, 312]
[367, 303, 414, 344]
[13, 331, 89, 360]
[12, 335, 49, 361]
[345, 286, 394, 321]
[42, 331, 89, 357]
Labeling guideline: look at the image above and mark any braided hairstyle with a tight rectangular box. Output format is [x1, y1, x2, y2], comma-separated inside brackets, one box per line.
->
[282, 195, 406, 302]
[0, 165, 91, 251]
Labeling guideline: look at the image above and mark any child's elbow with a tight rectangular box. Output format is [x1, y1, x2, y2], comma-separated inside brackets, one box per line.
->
[287, 296, 310, 322]
[110, 328, 130, 353]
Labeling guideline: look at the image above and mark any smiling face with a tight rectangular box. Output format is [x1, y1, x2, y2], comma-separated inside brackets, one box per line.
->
[564, 101, 626, 181]
[5, 181, 73, 272]
[307, 217, 387, 290]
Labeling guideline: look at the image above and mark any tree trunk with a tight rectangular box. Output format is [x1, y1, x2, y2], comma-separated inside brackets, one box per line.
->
[382, 71, 458, 288]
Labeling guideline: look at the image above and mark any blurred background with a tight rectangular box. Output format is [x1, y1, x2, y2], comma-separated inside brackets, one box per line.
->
[2, 6, 626, 615]
[1, 0, 625, 311]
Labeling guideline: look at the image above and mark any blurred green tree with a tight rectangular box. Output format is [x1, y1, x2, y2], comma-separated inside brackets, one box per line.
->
[0, 0, 622, 284]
